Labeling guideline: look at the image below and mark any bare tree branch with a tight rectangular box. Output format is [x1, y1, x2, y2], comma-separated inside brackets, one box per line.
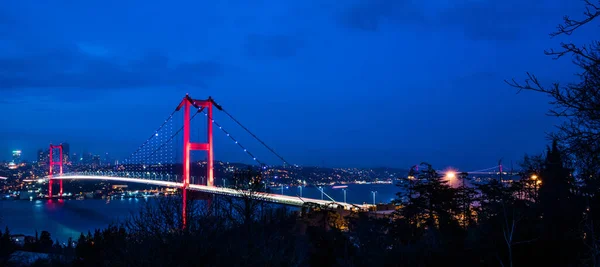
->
[506, 0, 600, 185]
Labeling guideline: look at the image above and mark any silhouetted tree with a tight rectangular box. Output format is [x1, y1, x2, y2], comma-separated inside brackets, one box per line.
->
[506, 3, 600, 263]
[347, 212, 393, 266]
[456, 172, 478, 228]
[0, 227, 15, 259]
[38, 230, 53, 253]
[396, 163, 459, 230]
[506, 0, 600, 191]
[224, 167, 269, 226]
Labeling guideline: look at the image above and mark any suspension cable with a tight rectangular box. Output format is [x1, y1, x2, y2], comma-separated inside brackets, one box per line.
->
[146, 108, 204, 160]
[124, 109, 178, 163]
[467, 165, 502, 173]
[200, 108, 264, 166]
[215, 103, 292, 166]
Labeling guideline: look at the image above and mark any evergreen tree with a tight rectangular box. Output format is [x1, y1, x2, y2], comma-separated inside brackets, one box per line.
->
[395, 163, 461, 243]
[538, 140, 583, 265]
[39, 230, 53, 252]
[0, 227, 14, 257]
[456, 172, 478, 228]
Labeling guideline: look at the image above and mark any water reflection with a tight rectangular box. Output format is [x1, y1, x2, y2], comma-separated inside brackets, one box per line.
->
[0, 183, 399, 242]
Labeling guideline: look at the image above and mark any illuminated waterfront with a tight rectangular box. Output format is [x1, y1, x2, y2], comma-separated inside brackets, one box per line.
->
[0, 183, 399, 242]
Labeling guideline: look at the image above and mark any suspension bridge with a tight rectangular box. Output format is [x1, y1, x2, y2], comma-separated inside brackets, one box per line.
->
[38, 94, 521, 228]
[41, 95, 367, 226]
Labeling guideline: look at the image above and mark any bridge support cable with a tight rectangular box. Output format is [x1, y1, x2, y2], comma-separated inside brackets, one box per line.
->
[466, 165, 502, 173]
[120, 104, 211, 184]
[122, 109, 179, 175]
[146, 107, 205, 161]
[209, 99, 293, 167]
[318, 187, 338, 203]
[199, 108, 264, 166]
[124, 109, 178, 162]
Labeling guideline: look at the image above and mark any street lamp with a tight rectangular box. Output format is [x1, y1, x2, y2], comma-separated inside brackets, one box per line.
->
[342, 188, 347, 203]
[531, 174, 540, 199]
[371, 191, 377, 205]
[319, 186, 323, 200]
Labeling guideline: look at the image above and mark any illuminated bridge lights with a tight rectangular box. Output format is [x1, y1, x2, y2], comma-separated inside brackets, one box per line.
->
[42, 173, 367, 210]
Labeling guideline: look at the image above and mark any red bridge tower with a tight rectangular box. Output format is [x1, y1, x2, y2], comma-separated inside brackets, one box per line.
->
[177, 94, 216, 227]
[48, 144, 64, 197]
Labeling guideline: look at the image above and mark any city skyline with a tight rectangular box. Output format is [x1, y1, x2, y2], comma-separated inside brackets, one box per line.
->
[1, 0, 595, 170]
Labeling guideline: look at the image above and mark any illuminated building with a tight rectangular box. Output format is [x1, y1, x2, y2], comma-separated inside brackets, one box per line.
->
[12, 150, 21, 163]
[8, 162, 17, 170]
[37, 149, 45, 166]
[92, 155, 101, 167]
[104, 152, 111, 166]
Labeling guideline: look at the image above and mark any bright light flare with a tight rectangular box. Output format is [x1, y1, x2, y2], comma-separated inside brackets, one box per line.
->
[443, 169, 460, 187]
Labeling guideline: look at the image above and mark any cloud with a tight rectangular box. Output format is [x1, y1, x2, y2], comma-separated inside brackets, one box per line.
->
[336, 0, 563, 40]
[437, 0, 572, 41]
[0, 44, 223, 90]
[0, 99, 25, 105]
[244, 34, 303, 59]
[436, 1, 527, 41]
[337, 0, 426, 32]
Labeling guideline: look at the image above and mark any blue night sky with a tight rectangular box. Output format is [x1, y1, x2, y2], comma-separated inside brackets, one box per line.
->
[0, 0, 595, 170]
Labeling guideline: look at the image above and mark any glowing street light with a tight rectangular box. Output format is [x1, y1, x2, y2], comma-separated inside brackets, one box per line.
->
[531, 174, 538, 180]
[446, 171, 456, 180]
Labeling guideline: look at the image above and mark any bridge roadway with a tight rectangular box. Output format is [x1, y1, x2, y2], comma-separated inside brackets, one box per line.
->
[43, 173, 368, 210]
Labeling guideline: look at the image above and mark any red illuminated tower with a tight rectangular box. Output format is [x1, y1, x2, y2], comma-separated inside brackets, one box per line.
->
[177, 94, 215, 188]
[48, 144, 63, 197]
[176, 95, 215, 228]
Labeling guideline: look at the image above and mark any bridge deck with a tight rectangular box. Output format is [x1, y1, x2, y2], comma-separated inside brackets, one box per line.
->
[45, 174, 368, 210]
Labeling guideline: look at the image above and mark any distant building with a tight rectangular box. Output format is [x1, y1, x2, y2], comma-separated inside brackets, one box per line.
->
[12, 150, 21, 163]
[92, 155, 100, 167]
[104, 152, 111, 166]
[10, 235, 26, 247]
[83, 152, 93, 165]
[19, 190, 36, 200]
[72, 152, 79, 165]
[37, 149, 45, 166]
[7, 162, 17, 170]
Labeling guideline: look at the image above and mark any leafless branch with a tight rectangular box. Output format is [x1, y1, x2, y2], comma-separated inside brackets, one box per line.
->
[550, 0, 600, 37]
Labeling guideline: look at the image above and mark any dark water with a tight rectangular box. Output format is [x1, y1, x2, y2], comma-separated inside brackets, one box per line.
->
[0, 183, 399, 242]
[274, 183, 399, 205]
